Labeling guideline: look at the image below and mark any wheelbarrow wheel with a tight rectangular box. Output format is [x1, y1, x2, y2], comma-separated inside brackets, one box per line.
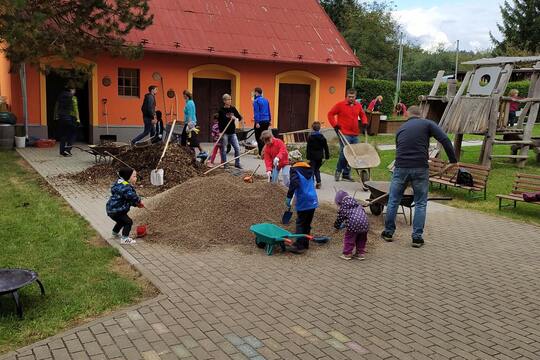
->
[360, 169, 370, 183]
[369, 202, 383, 216]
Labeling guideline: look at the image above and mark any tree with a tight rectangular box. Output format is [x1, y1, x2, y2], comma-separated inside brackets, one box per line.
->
[319, 0, 359, 33]
[0, 0, 153, 72]
[491, 0, 540, 55]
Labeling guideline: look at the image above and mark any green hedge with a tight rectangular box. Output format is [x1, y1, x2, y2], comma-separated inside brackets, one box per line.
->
[355, 79, 530, 115]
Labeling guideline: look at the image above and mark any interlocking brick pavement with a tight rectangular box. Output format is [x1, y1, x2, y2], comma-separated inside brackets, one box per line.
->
[2, 145, 539, 359]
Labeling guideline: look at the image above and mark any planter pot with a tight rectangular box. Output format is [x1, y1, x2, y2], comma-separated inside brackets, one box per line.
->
[15, 125, 26, 137]
[15, 136, 26, 148]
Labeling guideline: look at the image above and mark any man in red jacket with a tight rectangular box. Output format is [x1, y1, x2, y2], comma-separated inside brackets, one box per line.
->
[261, 130, 290, 186]
[328, 88, 368, 181]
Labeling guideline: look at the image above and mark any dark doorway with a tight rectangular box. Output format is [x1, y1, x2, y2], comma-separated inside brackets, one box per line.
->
[192, 78, 232, 142]
[46, 71, 90, 142]
[278, 83, 310, 134]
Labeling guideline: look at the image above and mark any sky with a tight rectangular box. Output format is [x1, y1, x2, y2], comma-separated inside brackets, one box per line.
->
[391, 0, 505, 52]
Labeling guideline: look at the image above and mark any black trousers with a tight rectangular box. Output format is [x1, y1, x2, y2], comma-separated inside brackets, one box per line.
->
[58, 117, 77, 155]
[254, 121, 270, 155]
[295, 209, 315, 250]
[310, 159, 323, 184]
[109, 212, 133, 237]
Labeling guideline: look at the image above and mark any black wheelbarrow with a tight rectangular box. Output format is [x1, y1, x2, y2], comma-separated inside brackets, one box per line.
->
[362, 181, 452, 225]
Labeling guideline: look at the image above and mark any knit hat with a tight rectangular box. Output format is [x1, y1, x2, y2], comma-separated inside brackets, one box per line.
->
[118, 167, 134, 181]
[334, 190, 348, 205]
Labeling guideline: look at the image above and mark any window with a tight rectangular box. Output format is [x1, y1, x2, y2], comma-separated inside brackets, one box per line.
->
[118, 68, 140, 97]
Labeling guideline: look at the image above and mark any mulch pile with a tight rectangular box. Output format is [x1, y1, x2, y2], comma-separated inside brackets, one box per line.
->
[65, 143, 205, 195]
[132, 173, 381, 253]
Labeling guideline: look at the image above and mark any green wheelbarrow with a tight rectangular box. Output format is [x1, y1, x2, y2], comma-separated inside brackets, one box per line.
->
[249, 223, 312, 256]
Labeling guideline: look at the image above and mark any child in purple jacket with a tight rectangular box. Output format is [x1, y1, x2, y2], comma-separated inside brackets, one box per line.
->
[334, 190, 369, 260]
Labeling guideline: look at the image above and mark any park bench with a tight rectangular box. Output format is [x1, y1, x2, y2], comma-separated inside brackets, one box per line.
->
[496, 173, 540, 209]
[428, 158, 491, 200]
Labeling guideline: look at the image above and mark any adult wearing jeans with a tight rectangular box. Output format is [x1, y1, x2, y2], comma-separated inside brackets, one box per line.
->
[132, 85, 157, 145]
[381, 106, 457, 248]
[253, 87, 271, 156]
[55, 86, 80, 156]
[327, 88, 368, 181]
[218, 93, 243, 169]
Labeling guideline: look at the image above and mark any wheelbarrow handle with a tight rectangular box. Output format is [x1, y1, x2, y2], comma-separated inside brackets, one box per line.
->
[427, 197, 453, 201]
[283, 234, 313, 240]
[362, 193, 389, 207]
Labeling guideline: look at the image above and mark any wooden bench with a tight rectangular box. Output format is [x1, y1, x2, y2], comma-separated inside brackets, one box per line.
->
[496, 173, 540, 209]
[428, 158, 491, 200]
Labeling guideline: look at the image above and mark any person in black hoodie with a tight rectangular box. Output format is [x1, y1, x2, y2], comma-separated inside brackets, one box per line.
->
[132, 85, 157, 145]
[151, 110, 164, 144]
[306, 121, 330, 189]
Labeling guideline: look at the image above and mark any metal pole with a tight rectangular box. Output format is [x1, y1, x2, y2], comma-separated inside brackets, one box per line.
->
[454, 40, 460, 79]
[394, 33, 404, 107]
[19, 63, 28, 138]
[351, 49, 356, 88]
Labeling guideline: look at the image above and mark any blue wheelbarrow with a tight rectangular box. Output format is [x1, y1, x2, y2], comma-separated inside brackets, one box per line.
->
[249, 223, 312, 256]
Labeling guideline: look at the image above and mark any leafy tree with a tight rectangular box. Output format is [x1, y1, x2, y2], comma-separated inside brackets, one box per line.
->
[491, 0, 540, 55]
[0, 0, 153, 72]
[319, 0, 359, 33]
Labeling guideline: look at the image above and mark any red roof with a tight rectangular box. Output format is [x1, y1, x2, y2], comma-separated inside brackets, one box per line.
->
[126, 0, 360, 66]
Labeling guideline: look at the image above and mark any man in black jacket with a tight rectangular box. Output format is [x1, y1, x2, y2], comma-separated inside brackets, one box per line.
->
[381, 106, 457, 248]
[306, 121, 330, 189]
[132, 85, 158, 145]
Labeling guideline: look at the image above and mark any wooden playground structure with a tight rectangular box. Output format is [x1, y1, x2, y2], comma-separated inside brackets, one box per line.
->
[420, 56, 540, 168]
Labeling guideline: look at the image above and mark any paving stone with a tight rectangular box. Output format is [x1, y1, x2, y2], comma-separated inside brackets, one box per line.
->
[172, 344, 191, 358]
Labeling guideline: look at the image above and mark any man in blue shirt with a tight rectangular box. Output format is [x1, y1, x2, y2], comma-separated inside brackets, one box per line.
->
[252, 87, 271, 155]
[381, 106, 457, 248]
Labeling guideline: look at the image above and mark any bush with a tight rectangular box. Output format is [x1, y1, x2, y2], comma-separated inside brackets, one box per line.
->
[355, 78, 530, 115]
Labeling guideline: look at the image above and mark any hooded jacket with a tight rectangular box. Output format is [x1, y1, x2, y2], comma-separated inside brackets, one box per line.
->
[263, 137, 289, 171]
[287, 162, 318, 212]
[106, 179, 141, 215]
[306, 131, 330, 161]
[334, 195, 369, 233]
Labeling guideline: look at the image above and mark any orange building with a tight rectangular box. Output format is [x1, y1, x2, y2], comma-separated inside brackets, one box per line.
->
[0, 0, 359, 143]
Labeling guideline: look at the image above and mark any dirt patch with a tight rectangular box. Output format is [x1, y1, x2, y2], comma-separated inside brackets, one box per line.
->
[62, 143, 207, 196]
[110, 257, 159, 298]
[132, 173, 383, 254]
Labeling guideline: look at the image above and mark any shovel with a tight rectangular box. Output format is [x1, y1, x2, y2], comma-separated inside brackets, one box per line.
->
[282, 195, 294, 225]
[151, 118, 177, 186]
[243, 164, 260, 183]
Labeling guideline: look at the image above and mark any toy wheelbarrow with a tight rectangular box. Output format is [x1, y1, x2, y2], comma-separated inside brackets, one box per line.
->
[249, 223, 313, 256]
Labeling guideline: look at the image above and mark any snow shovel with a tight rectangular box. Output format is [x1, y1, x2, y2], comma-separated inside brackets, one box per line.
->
[151, 118, 177, 186]
[271, 166, 279, 183]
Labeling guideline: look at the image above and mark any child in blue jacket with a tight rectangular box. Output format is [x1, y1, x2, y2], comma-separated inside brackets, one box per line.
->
[285, 159, 319, 253]
[106, 168, 142, 245]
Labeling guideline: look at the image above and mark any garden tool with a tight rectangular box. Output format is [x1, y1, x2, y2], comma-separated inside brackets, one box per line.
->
[203, 148, 256, 175]
[151, 118, 177, 186]
[271, 165, 279, 183]
[281, 195, 294, 225]
[243, 164, 261, 183]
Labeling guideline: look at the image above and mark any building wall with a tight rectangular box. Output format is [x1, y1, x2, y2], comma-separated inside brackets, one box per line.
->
[10, 52, 348, 142]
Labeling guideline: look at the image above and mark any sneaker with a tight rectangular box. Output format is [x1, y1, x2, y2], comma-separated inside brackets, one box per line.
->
[120, 236, 136, 245]
[412, 238, 424, 248]
[340, 254, 352, 260]
[342, 174, 353, 181]
[234, 164, 243, 169]
[352, 253, 365, 260]
[316, 183, 321, 189]
[60, 152, 71, 157]
[381, 231, 393, 242]
[112, 231, 120, 239]
[334, 171, 341, 181]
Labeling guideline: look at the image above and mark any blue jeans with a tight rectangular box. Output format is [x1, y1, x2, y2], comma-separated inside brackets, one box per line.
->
[221, 134, 240, 166]
[337, 134, 358, 176]
[132, 117, 155, 144]
[384, 167, 429, 240]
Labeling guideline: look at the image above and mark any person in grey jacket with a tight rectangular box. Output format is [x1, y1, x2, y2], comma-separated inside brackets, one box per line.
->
[132, 85, 158, 145]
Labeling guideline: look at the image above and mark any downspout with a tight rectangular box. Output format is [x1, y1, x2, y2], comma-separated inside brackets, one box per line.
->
[19, 63, 28, 137]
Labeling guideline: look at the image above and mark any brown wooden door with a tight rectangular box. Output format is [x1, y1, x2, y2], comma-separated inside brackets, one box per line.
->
[278, 83, 310, 133]
[192, 78, 231, 141]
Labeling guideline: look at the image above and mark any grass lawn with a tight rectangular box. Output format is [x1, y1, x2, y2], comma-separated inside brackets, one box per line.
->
[0, 151, 155, 354]
[321, 142, 540, 226]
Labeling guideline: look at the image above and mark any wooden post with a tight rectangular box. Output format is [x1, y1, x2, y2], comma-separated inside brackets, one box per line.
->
[453, 134, 464, 161]
[518, 62, 540, 167]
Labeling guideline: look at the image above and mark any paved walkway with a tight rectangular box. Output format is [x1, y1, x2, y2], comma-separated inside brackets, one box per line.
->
[2, 145, 539, 360]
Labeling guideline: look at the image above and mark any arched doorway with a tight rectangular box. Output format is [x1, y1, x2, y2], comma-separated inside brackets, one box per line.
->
[188, 65, 241, 141]
[39, 57, 98, 143]
[274, 71, 320, 133]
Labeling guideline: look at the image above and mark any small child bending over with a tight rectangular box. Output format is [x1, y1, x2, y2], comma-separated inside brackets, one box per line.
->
[209, 113, 223, 165]
[106, 168, 143, 245]
[334, 190, 369, 260]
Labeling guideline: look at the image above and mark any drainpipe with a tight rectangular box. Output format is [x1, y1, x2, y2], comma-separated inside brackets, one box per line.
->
[19, 63, 28, 137]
